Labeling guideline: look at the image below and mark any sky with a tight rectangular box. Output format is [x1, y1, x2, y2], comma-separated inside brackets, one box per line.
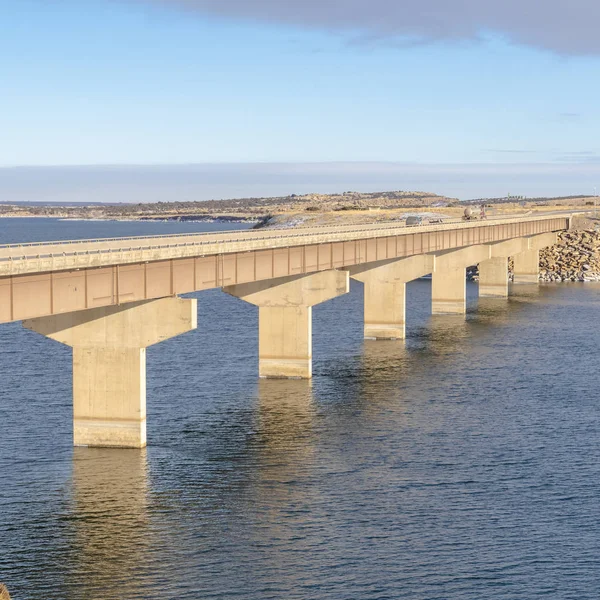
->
[0, 0, 599, 201]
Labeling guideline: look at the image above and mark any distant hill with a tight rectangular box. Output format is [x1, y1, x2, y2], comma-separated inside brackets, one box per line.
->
[0, 190, 456, 219]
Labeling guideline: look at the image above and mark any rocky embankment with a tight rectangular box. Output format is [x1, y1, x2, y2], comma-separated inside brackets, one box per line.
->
[538, 230, 600, 282]
[467, 229, 600, 283]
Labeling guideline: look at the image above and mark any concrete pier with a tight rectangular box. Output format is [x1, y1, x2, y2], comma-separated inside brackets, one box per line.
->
[432, 246, 490, 314]
[513, 248, 540, 284]
[24, 297, 197, 448]
[512, 233, 558, 284]
[348, 255, 433, 339]
[479, 257, 509, 297]
[225, 270, 349, 378]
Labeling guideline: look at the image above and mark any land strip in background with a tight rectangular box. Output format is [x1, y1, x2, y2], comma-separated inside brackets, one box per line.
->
[1, 190, 598, 228]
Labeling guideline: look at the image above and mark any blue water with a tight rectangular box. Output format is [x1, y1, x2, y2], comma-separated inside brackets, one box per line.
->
[0, 219, 599, 599]
[0, 217, 251, 244]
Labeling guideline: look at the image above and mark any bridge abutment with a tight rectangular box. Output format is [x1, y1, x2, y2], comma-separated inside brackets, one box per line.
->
[347, 255, 433, 339]
[224, 270, 349, 378]
[24, 297, 197, 448]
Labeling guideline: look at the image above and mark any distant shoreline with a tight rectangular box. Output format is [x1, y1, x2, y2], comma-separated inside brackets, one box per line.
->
[0, 191, 596, 232]
[0, 214, 260, 224]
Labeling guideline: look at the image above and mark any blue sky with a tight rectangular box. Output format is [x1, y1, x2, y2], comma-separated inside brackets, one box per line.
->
[1, 0, 599, 199]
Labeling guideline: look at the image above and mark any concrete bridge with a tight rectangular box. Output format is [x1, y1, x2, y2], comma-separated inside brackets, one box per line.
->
[0, 213, 571, 448]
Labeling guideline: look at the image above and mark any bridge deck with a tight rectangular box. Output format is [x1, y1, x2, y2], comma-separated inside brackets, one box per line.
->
[0, 212, 572, 324]
[0, 212, 572, 276]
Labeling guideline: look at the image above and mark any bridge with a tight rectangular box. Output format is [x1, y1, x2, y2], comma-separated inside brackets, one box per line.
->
[0, 212, 571, 448]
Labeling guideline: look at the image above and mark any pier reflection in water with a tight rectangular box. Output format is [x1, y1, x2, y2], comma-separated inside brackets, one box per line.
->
[66, 449, 151, 600]
[254, 379, 316, 461]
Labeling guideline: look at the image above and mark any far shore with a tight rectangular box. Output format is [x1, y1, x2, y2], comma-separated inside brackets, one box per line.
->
[1, 190, 598, 231]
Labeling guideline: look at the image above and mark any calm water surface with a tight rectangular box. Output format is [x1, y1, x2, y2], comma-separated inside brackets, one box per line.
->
[0, 219, 599, 599]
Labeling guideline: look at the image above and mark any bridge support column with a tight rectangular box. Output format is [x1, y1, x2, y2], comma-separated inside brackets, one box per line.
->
[224, 270, 349, 378]
[432, 267, 467, 314]
[479, 257, 509, 297]
[24, 297, 197, 448]
[432, 246, 491, 314]
[513, 249, 540, 284]
[512, 233, 558, 285]
[347, 255, 433, 339]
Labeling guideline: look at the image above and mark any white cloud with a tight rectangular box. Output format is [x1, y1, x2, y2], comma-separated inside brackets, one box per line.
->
[146, 0, 600, 55]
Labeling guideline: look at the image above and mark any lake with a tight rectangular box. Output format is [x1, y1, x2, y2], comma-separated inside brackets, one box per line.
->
[0, 218, 599, 599]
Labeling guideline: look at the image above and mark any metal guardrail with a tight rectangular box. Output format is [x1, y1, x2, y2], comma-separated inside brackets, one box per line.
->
[0, 212, 576, 263]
